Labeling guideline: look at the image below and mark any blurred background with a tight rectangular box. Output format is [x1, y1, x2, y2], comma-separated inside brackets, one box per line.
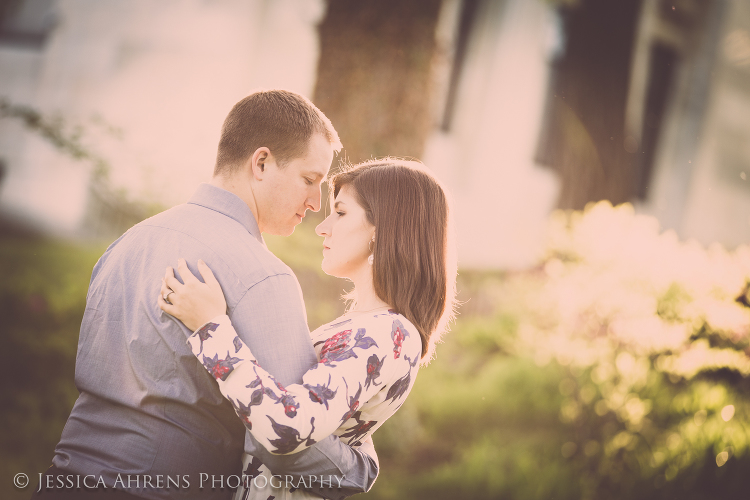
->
[2, 0, 750, 498]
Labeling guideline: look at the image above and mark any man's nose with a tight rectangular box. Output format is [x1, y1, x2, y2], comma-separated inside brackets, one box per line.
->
[307, 187, 322, 212]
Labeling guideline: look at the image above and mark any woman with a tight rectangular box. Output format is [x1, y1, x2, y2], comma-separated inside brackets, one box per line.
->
[159, 159, 456, 499]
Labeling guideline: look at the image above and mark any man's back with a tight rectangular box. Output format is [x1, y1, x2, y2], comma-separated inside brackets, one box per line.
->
[53, 184, 317, 499]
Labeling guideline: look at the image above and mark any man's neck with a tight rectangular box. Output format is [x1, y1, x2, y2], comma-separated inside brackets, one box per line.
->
[210, 173, 261, 231]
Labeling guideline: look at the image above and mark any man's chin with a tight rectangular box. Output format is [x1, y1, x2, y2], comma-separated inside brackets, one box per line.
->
[263, 222, 297, 237]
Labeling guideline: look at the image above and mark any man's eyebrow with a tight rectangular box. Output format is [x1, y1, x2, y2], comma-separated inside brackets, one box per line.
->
[303, 170, 327, 179]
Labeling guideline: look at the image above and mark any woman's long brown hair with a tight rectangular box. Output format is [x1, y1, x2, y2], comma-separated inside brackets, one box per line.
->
[331, 159, 457, 362]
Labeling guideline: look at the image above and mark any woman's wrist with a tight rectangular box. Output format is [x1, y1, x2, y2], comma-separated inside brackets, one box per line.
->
[193, 314, 230, 334]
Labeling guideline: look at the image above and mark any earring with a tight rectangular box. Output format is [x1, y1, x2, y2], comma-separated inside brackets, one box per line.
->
[368, 237, 375, 265]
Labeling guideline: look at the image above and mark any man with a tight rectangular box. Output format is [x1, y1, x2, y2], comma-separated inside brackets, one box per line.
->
[37, 91, 378, 499]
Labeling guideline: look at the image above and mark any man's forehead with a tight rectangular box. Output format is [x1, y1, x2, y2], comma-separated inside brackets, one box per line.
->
[302, 165, 330, 178]
[302, 133, 334, 175]
[299, 151, 332, 176]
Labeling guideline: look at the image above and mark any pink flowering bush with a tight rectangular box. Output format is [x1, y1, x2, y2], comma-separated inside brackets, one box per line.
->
[370, 201, 750, 500]
[525, 201, 750, 495]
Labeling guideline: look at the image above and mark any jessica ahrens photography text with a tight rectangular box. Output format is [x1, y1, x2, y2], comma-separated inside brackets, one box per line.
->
[34, 472, 345, 492]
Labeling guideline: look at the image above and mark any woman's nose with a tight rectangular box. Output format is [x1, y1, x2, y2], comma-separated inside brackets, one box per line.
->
[316, 216, 332, 237]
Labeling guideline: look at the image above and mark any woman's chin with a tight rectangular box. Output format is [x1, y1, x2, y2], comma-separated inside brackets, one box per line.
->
[320, 261, 334, 277]
[320, 262, 346, 279]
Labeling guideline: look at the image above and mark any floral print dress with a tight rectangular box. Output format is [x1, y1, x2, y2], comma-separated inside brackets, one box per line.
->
[187, 308, 422, 500]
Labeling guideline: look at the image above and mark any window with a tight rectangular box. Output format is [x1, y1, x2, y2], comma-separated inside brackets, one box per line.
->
[0, 0, 56, 49]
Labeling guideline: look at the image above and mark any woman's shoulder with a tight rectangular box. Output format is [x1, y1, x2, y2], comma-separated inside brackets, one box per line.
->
[352, 310, 422, 361]
[310, 312, 360, 342]
[363, 308, 415, 330]
[311, 309, 422, 360]
[314, 308, 402, 333]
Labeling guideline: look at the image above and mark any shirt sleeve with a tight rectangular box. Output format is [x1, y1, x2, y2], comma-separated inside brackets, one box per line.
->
[245, 433, 379, 499]
[228, 273, 317, 387]
[187, 314, 405, 455]
[220, 273, 380, 492]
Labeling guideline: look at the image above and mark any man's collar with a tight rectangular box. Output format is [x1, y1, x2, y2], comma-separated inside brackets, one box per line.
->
[187, 183, 263, 244]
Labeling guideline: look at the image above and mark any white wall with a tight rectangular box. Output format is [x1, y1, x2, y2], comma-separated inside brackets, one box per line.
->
[424, 0, 559, 270]
[0, 0, 325, 235]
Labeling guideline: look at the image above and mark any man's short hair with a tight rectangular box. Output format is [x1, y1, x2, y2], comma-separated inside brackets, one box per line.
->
[214, 90, 342, 176]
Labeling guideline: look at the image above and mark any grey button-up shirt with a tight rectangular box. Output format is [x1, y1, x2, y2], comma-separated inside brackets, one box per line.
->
[53, 184, 376, 499]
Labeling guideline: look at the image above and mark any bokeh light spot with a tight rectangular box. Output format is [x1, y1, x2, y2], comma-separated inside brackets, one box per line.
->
[721, 404, 735, 422]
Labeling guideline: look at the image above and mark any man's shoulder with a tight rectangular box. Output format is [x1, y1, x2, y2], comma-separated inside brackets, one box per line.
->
[116, 203, 295, 287]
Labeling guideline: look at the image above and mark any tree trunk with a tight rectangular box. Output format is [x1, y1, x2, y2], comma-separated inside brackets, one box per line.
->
[313, 0, 442, 166]
[536, 0, 642, 209]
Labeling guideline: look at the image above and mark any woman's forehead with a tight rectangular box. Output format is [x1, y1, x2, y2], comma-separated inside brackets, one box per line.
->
[332, 184, 356, 204]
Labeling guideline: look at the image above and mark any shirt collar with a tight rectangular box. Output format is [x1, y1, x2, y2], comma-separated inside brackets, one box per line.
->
[187, 183, 263, 244]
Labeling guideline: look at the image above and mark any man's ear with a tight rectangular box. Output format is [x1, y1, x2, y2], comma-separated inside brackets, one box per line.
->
[249, 147, 271, 180]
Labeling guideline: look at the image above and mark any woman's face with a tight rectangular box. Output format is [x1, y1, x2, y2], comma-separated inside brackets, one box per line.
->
[315, 184, 375, 280]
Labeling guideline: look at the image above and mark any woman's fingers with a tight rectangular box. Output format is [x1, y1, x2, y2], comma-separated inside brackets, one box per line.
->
[160, 278, 178, 304]
[158, 280, 176, 314]
[160, 278, 176, 302]
[164, 266, 183, 292]
[158, 258, 225, 331]
[177, 258, 201, 284]
[197, 260, 221, 292]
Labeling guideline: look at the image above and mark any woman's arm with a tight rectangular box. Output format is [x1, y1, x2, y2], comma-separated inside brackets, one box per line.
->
[158, 259, 382, 493]
[159, 259, 410, 456]
[185, 312, 401, 454]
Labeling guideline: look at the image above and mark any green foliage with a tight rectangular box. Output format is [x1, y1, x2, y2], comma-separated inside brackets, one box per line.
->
[0, 239, 106, 499]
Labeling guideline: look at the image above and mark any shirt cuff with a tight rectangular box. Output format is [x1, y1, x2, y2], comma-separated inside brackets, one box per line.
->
[186, 314, 257, 381]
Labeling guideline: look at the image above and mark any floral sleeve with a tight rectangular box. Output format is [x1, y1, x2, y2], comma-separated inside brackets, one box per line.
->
[187, 314, 411, 455]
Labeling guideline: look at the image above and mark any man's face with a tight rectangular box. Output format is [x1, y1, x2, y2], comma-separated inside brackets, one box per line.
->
[254, 133, 334, 236]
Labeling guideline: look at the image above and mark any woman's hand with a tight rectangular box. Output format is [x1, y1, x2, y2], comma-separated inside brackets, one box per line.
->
[158, 258, 227, 331]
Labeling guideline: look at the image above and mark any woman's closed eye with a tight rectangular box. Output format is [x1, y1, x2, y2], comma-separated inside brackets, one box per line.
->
[336, 211, 345, 217]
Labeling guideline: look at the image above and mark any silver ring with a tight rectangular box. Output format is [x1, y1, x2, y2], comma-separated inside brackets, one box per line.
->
[163, 290, 174, 304]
